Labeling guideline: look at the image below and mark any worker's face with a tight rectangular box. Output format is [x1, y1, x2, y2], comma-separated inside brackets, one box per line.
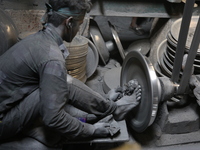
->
[64, 15, 85, 42]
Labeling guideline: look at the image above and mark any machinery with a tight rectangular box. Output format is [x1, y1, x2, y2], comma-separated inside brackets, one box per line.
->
[1, 0, 200, 149]
[87, 0, 200, 138]
[121, 0, 200, 142]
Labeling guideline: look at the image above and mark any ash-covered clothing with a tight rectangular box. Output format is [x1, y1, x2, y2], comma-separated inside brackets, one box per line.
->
[0, 24, 117, 145]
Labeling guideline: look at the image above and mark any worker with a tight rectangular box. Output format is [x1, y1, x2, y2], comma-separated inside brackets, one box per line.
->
[0, 0, 141, 148]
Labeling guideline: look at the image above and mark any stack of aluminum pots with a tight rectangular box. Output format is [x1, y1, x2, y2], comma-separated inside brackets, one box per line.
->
[64, 35, 88, 83]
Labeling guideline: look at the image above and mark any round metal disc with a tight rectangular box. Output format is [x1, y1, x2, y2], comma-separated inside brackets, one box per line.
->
[167, 32, 177, 47]
[0, 9, 18, 56]
[166, 48, 174, 60]
[164, 51, 174, 65]
[166, 43, 200, 70]
[157, 39, 166, 66]
[84, 38, 99, 78]
[160, 52, 172, 78]
[154, 62, 166, 77]
[167, 44, 176, 56]
[126, 39, 151, 56]
[121, 51, 161, 132]
[108, 21, 125, 60]
[89, 20, 109, 65]
[171, 16, 200, 53]
[166, 32, 188, 54]
[163, 53, 173, 72]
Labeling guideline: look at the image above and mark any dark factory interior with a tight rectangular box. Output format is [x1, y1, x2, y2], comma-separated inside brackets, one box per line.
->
[1, 0, 200, 150]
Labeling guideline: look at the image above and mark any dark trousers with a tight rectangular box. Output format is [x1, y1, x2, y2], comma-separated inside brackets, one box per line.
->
[0, 75, 114, 147]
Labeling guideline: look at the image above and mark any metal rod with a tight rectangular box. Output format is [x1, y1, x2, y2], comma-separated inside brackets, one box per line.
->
[171, 0, 195, 83]
[177, 16, 200, 94]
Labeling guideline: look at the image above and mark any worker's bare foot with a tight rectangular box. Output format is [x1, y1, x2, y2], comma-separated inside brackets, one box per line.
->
[113, 84, 142, 121]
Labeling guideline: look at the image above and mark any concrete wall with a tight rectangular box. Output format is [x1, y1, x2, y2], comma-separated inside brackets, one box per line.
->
[0, 0, 45, 10]
[5, 10, 45, 33]
[0, 0, 89, 36]
[0, 0, 46, 33]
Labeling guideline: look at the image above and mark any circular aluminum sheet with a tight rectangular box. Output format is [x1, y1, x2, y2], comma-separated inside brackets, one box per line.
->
[0, 9, 18, 56]
[156, 39, 166, 66]
[108, 21, 125, 60]
[126, 39, 151, 56]
[89, 20, 109, 65]
[167, 44, 176, 56]
[158, 39, 200, 75]
[171, 16, 200, 53]
[166, 41, 200, 67]
[167, 32, 177, 45]
[166, 49, 175, 61]
[154, 62, 166, 77]
[164, 51, 173, 65]
[84, 37, 99, 78]
[121, 51, 161, 132]
[160, 52, 173, 78]
[163, 53, 173, 72]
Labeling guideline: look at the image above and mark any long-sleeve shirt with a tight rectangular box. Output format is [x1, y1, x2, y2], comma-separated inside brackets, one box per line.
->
[0, 24, 117, 140]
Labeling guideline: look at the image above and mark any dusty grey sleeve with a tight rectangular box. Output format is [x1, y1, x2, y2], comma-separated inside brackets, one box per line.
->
[38, 60, 95, 139]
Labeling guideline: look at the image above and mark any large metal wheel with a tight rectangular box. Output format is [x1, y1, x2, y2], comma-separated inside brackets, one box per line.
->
[89, 19, 110, 65]
[121, 51, 161, 132]
[108, 21, 125, 60]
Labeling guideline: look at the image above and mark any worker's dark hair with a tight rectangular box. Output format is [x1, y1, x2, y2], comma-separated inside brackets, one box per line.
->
[47, 0, 91, 27]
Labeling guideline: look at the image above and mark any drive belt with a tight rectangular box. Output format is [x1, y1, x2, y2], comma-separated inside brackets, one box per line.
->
[177, 14, 200, 94]
[171, 0, 196, 83]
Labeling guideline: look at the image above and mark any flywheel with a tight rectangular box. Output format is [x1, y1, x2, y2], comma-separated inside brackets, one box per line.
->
[121, 51, 161, 132]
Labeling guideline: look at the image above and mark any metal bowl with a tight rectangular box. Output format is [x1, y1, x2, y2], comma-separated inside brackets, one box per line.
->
[0, 9, 18, 56]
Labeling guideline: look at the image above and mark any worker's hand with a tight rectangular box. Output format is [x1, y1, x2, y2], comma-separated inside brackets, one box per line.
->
[92, 122, 110, 138]
[113, 85, 142, 121]
[107, 87, 124, 102]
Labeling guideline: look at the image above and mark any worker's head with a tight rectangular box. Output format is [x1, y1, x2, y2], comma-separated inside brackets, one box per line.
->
[44, 0, 92, 42]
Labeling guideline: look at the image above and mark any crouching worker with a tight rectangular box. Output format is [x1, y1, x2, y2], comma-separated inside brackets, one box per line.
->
[0, 0, 141, 148]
